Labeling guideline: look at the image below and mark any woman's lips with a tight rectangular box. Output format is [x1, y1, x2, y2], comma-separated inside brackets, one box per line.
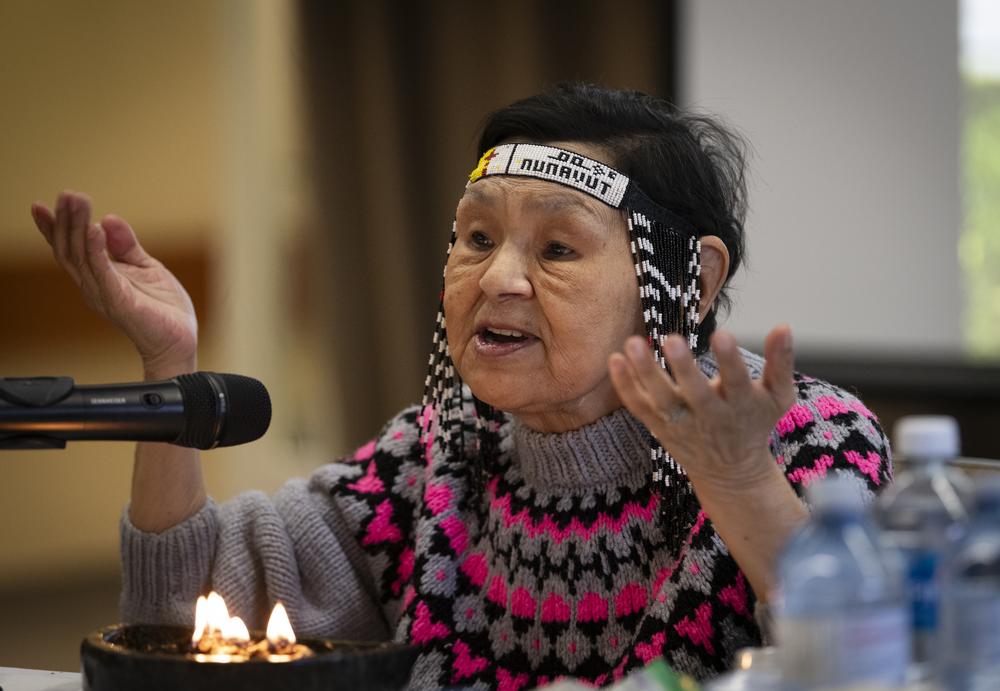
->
[472, 331, 539, 357]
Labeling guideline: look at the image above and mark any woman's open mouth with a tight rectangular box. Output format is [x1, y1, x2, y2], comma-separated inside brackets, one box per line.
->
[473, 327, 539, 356]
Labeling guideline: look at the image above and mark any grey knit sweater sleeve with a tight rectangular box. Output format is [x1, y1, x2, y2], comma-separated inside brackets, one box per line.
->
[119, 462, 391, 641]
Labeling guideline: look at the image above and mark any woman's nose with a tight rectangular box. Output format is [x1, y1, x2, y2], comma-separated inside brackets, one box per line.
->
[479, 244, 533, 299]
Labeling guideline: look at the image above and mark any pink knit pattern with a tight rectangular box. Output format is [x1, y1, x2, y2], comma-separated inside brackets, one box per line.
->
[674, 602, 716, 654]
[787, 453, 835, 486]
[718, 573, 750, 618]
[541, 593, 571, 623]
[489, 479, 659, 543]
[352, 439, 377, 461]
[411, 601, 450, 644]
[511, 587, 536, 618]
[328, 368, 891, 687]
[360, 499, 402, 545]
[615, 584, 649, 618]
[844, 449, 884, 485]
[777, 404, 814, 437]
[347, 461, 384, 493]
[635, 632, 667, 664]
[452, 640, 490, 682]
[816, 395, 851, 420]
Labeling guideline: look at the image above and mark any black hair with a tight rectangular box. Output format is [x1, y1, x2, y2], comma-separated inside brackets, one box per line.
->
[477, 83, 749, 348]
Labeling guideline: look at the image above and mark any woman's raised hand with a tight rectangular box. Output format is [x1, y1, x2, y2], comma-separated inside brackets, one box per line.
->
[31, 191, 198, 378]
[611, 327, 807, 599]
[609, 325, 796, 491]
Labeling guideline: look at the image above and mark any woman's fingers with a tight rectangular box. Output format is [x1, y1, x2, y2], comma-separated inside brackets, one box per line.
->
[662, 334, 715, 410]
[712, 330, 753, 400]
[84, 222, 125, 306]
[66, 192, 93, 276]
[30, 191, 201, 373]
[623, 336, 678, 410]
[609, 352, 673, 429]
[616, 326, 795, 435]
[62, 193, 113, 311]
[30, 203, 56, 245]
[85, 222, 113, 273]
[34, 193, 134, 314]
[762, 324, 796, 408]
[52, 193, 79, 283]
[67, 195, 108, 304]
[100, 214, 150, 266]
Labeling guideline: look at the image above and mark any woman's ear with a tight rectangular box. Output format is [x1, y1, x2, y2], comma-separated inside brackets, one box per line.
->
[697, 235, 730, 320]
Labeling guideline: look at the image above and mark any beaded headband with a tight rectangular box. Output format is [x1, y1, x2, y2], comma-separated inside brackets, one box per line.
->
[421, 143, 703, 545]
[469, 143, 694, 233]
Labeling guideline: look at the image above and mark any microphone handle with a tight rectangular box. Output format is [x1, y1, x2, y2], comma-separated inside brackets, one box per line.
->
[0, 381, 186, 447]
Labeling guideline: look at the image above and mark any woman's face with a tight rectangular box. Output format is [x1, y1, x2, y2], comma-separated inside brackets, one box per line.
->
[444, 142, 643, 433]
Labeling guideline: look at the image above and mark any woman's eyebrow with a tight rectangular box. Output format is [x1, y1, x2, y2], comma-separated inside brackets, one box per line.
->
[523, 192, 601, 219]
[460, 185, 601, 220]
[461, 186, 494, 206]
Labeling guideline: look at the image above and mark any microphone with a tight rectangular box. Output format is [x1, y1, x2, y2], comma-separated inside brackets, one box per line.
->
[0, 372, 271, 450]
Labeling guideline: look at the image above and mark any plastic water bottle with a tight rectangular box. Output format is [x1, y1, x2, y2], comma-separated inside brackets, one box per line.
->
[774, 475, 910, 689]
[878, 416, 973, 673]
[940, 477, 1000, 690]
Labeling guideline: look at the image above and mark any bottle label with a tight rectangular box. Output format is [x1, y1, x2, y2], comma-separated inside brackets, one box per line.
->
[777, 606, 910, 687]
[907, 549, 939, 633]
[946, 585, 1000, 664]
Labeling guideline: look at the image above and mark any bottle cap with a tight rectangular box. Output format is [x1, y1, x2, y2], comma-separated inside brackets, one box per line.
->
[806, 475, 865, 512]
[894, 416, 959, 460]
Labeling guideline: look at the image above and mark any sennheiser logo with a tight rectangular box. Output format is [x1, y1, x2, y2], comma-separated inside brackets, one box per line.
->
[90, 397, 126, 405]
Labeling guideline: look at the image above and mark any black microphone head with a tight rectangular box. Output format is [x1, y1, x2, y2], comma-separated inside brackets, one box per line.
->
[212, 373, 272, 448]
[174, 373, 271, 449]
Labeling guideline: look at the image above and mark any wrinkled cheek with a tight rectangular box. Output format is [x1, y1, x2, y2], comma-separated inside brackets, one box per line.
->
[442, 281, 472, 366]
[544, 333, 588, 381]
[549, 324, 613, 385]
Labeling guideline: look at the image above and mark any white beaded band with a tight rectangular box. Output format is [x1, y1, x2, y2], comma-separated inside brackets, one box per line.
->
[469, 143, 630, 208]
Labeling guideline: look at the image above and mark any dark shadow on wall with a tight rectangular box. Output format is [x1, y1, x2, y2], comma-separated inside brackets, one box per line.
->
[297, 0, 679, 445]
[796, 353, 1000, 462]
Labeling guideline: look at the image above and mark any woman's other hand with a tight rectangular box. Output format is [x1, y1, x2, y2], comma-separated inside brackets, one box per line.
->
[32, 191, 206, 531]
[31, 191, 198, 378]
[609, 325, 795, 490]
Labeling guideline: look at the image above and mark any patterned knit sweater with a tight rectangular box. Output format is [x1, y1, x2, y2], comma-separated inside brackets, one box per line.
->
[120, 350, 891, 688]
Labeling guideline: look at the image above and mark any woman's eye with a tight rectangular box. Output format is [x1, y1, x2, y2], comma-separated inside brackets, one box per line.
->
[543, 242, 575, 259]
[469, 231, 494, 250]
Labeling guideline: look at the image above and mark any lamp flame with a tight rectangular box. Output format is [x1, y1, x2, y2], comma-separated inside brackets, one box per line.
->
[191, 591, 250, 646]
[192, 595, 208, 645]
[221, 615, 250, 642]
[190, 591, 303, 660]
[266, 602, 296, 646]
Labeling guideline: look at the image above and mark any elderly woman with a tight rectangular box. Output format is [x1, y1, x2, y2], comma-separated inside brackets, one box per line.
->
[31, 84, 889, 687]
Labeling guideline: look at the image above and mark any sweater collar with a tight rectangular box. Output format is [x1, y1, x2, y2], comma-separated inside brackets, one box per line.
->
[508, 407, 654, 490]
[505, 350, 740, 490]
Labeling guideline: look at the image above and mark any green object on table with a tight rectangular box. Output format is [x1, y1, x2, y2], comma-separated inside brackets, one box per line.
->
[610, 659, 701, 690]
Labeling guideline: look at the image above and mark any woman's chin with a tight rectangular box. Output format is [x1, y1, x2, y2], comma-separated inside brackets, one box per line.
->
[464, 377, 539, 414]
[465, 387, 522, 414]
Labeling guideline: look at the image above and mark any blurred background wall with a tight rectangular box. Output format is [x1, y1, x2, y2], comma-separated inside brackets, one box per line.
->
[0, 0, 332, 669]
[684, 1, 961, 356]
[0, 0, 997, 673]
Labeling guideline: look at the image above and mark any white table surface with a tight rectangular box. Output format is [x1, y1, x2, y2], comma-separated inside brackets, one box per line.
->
[0, 668, 80, 691]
